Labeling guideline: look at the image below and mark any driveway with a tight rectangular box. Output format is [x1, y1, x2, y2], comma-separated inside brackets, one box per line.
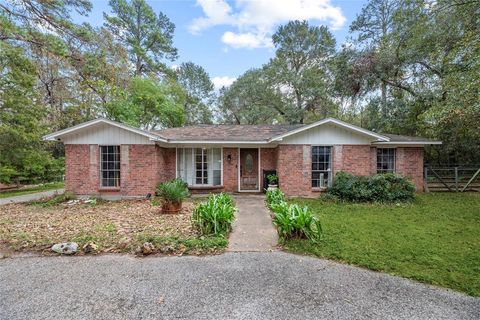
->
[0, 188, 64, 205]
[1, 252, 478, 320]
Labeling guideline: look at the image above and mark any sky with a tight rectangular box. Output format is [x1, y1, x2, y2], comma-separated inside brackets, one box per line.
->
[78, 0, 367, 90]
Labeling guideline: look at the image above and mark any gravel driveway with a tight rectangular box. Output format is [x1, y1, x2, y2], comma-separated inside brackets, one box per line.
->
[0, 252, 478, 320]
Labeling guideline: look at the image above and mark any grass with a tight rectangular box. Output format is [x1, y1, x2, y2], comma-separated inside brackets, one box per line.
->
[0, 182, 64, 199]
[285, 193, 480, 296]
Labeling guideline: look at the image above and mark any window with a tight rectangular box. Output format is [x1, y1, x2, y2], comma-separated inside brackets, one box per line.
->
[377, 148, 396, 173]
[177, 148, 222, 186]
[312, 146, 332, 188]
[100, 146, 120, 187]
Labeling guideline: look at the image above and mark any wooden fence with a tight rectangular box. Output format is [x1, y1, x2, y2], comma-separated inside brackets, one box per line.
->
[424, 166, 480, 192]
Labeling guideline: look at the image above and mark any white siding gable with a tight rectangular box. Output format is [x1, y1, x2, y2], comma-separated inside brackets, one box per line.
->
[61, 123, 154, 145]
[281, 123, 374, 145]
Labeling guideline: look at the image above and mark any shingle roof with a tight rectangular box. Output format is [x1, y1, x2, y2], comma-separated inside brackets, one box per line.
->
[153, 124, 303, 141]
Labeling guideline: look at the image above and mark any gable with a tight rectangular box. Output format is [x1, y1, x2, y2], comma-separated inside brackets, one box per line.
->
[280, 122, 377, 145]
[59, 122, 155, 145]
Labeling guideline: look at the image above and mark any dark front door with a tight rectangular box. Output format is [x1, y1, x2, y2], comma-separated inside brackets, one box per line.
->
[240, 148, 259, 191]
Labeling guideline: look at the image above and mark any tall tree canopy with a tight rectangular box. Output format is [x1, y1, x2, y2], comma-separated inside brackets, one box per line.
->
[268, 20, 336, 123]
[218, 68, 284, 124]
[219, 20, 337, 124]
[177, 62, 215, 124]
[104, 0, 177, 77]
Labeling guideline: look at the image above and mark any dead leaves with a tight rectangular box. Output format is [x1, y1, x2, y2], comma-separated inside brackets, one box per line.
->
[0, 200, 196, 254]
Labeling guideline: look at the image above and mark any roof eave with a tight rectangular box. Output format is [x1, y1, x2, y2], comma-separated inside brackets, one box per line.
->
[268, 118, 390, 142]
[42, 118, 168, 143]
[167, 140, 272, 144]
[372, 141, 442, 145]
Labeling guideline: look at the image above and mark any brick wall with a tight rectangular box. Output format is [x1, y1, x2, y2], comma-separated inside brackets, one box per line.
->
[395, 147, 424, 191]
[260, 147, 277, 190]
[65, 144, 176, 197]
[65, 144, 425, 197]
[223, 148, 238, 192]
[333, 145, 373, 176]
[277, 145, 312, 197]
[65, 144, 99, 194]
[121, 144, 158, 196]
[157, 146, 176, 183]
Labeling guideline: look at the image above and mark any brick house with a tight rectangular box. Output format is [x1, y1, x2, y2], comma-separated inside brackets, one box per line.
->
[43, 118, 441, 198]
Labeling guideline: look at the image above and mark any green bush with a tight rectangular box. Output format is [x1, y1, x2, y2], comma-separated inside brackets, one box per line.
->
[156, 179, 189, 203]
[271, 201, 322, 241]
[329, 171, 415, 202]
[266, 189, 322, 241]
[265, 188, 285, 209]
[192, 193, 236, 236]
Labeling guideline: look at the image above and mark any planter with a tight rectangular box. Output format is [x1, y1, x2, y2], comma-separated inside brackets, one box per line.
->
[267, 184, 278, 191]
[161, 201, 182, 214]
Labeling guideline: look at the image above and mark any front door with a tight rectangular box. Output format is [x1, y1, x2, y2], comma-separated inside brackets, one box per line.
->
[239, 148, 259, 191]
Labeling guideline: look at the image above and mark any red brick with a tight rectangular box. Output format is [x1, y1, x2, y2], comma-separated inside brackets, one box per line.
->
[65, 144, 425, 197]
[395, 147, 424, 191]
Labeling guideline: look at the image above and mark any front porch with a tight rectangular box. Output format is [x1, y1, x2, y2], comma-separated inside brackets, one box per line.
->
[175, 147, 278, 194]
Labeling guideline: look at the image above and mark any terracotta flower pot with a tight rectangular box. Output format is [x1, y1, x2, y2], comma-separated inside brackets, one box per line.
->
[161, 201, 182, 214]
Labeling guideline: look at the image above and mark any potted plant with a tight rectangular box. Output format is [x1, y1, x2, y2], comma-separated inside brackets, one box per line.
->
[267, 174, 278, 191]
[156, 179, 189, 214]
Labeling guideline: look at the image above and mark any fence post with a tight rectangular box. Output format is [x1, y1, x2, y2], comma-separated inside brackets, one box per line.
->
[454, 167, 459, 192]
[424, 166, 429, 192]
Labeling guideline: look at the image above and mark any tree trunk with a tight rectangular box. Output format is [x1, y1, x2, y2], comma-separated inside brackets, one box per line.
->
[381, 80, 387, 118]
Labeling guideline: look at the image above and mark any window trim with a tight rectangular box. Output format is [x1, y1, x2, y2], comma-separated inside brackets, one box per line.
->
[376, 147, 396, 173]
[99, 145, 121, 189]
[311, 145, 333, 189]
[175, 147, 223, 187]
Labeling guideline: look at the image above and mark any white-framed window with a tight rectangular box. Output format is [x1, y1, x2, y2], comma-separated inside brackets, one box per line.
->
[100, 145, 120, 187]
[177, 148, 222, 186]
[377, 148, 396, 173]
[312, 146, 332, 188]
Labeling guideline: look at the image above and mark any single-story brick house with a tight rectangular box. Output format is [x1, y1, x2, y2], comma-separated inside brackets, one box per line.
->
[43, 118, 441, 197]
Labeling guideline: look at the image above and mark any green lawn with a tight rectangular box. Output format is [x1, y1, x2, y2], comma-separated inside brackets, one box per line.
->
[0, 182, 64, 199]
[287, 193, 480, 296]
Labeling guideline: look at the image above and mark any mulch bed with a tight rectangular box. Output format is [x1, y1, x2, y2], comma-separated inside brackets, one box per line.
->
[0, 199, 213, 256]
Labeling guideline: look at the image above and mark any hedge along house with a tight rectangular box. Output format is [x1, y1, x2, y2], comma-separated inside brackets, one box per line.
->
[43, 118, 441, 198]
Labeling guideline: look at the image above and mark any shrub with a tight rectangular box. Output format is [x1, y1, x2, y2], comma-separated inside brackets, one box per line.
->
[192, 193, 236, 236]
[329, 171, 415, 202]
[156, 179, 189, 203]
[265, 188, 285, 209]
[266, 189, 322, 241]
[271, 202, 322, 241]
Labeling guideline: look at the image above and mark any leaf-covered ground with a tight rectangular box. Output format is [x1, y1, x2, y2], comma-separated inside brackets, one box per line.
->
[0, 198, 227, 256]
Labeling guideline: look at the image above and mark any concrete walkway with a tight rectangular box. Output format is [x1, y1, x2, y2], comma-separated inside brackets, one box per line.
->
[0, 189, 64, 205]
[228, 194, 278, 252]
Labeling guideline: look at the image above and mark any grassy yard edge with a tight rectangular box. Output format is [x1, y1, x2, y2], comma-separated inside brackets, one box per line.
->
[0, 182, 64, 199]
[282, 193, 480, 297]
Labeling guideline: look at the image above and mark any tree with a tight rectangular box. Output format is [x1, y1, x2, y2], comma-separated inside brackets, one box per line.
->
[104, 0, 177, 77]
[267, 20, 336, 123]
[0, 0, 93, 58]
[0, 43, 61, 183]
[218, 69, 285, 124]
[177, 62, 215, 124]
[350, 0, 399, 118]
[106, 77, 185, 130]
